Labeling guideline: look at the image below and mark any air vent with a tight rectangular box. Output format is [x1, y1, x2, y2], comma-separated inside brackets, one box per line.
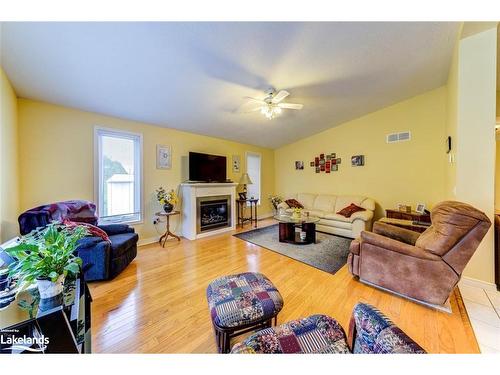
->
[386, 131, 411, 143]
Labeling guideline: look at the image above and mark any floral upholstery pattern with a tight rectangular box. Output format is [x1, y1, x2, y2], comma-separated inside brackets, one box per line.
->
[207, 272, 283, 328]
[351, 303, 425, 354]
[231, 314, 350, 354]
[231, 303, 426, 354]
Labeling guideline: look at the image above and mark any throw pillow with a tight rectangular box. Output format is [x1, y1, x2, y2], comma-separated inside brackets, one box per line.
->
[285, 199, 304, 209]
[63, 218, 111, 243]
[337, 203, 366, 218]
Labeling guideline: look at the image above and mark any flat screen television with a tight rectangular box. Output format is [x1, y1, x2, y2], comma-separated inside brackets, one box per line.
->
[189, 152, 227, 182]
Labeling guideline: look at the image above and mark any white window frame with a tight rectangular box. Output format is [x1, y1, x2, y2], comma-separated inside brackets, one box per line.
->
[94, 126, 143, 225]
[245, 151, 262, 206]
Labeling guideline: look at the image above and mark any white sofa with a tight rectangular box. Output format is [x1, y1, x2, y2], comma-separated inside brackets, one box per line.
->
[277, 193, 375, 238]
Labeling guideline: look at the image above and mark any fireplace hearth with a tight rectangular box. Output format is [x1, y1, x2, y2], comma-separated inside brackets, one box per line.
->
[197, 196, 231, 233]
[181, 183, 237, 240]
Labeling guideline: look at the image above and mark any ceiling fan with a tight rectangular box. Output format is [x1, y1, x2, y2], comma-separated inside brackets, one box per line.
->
[239, 88, 304, 119]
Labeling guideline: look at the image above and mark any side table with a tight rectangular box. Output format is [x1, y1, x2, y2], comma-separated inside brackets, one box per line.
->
[236, 199, 258, 228]
[155, 211, 181, 247]
[377, 217, 430, 233]
[385, 209, 430, 223]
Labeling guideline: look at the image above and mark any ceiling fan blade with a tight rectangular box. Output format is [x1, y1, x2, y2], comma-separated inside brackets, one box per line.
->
[238, 106, 263, 114]
[271, 90, 290, 103]
[236, 102, 264, 113]
[243, 96, 266, 105]
[278, 103, 303, 110]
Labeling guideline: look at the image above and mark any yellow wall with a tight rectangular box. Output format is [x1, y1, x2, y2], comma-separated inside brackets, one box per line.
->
[496, 140, 500, 211]
[17, 99, 275, 242]
[0, 66, 20, 242]
[275, 87, 447, 219]
[496, 91, 500, 118]
[454, 27, 497, 284]
[444, 25, 461, 200]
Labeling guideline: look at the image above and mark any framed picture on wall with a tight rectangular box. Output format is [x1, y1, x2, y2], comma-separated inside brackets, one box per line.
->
[295, 161, 304, 170]
[156, 145, 172, 169]
[232, 155, 241, 173]
[351, 155, 364, 167]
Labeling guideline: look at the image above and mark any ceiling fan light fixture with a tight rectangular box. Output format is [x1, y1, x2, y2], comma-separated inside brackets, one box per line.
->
[239, 89, 303, 119]
[260, 104, 281, 120]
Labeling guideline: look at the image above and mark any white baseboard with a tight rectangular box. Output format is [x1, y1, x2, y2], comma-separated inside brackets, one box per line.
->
[138, 213, 273, 247]
[460, 276, 498, 291]
[138, 236, 160, 247]
[258, 212, 274, 220]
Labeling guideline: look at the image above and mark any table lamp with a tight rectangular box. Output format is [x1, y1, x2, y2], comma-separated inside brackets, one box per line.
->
[238, 173, 253, 200]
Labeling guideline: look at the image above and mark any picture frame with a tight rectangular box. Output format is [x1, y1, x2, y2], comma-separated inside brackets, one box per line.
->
[232, 155, 240, 173]
[336, 158, 341, 164]
[295, 161, 304, 170]
[398, 204, 411, 213]
[310, 161, 315, 167]
[156, 144, 172, 169]
[332, 165, 338, 171]
[330, 153, 336, 159]
[416, 203, 426, 214]
[351, 155, 364, 167]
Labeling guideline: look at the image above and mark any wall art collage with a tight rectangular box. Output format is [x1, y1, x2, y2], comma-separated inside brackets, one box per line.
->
[295, 153, 366, 172]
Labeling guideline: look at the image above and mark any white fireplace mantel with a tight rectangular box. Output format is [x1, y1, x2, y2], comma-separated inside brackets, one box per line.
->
[180, 183, 238, 240]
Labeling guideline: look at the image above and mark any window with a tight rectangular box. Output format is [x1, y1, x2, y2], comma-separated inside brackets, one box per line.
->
[246, 152, 261, 205]
[95, 127, 142, 224]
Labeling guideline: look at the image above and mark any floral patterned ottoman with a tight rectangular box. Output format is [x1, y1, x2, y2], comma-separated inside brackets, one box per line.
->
[231, 314, 350, 354]
[231, 303, 426, 354]
[206, 272, 284, 353]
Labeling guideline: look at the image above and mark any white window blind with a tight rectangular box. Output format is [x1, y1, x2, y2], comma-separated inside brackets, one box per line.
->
[246, 152, 261, 205]
[95, 127, 142, 224]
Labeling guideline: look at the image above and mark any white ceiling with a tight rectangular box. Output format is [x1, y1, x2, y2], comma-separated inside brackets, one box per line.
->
[0, 22, 459, 149]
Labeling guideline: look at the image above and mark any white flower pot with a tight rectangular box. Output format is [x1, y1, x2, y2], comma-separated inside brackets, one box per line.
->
[36, 274, 65, 299]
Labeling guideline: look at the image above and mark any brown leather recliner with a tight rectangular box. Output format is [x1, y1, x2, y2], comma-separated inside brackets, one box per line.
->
[348, 201, 491, 306]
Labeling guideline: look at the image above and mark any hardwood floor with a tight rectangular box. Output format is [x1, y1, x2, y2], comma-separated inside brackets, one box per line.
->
[89, 219, 479, 353]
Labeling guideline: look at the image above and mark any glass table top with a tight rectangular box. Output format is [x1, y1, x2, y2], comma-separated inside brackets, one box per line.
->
[273, 214, 320, 224]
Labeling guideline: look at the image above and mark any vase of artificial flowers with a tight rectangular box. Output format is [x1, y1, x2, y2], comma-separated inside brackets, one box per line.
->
[268, 195, 283, 215]
[292, 207, 302, 220]
[156, 187, 179, 213]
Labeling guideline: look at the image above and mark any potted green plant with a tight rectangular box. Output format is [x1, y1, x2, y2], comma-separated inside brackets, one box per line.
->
[6, 223, 88, 299]
[156, 187, 179, 213]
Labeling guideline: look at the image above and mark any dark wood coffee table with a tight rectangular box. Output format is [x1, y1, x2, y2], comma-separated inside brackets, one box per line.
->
[274, 215, 320, 245]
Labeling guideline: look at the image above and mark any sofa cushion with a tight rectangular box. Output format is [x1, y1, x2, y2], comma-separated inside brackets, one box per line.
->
[323, 213, 352, 222]
[319, 218, 352, 230]
[285, 199, 304, 209]
[313, 195, 337, 212]
[337, 203, 366, 218]
[297, 193, 316, 210]
[231, 314, 350, 354]
[304, 209, 326, 218]
[109, 233, 139, 258]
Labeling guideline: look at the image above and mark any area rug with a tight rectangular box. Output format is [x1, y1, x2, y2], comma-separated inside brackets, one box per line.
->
[234, 224, 352, 275]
